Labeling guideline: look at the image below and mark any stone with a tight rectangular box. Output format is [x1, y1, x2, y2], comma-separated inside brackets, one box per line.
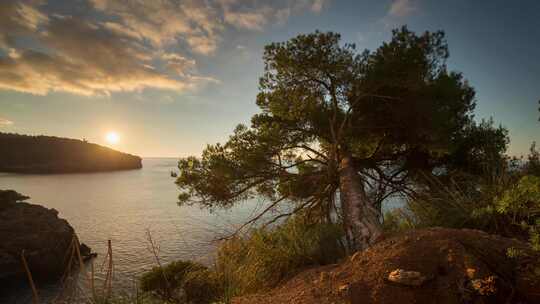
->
[0, 191, 93, 283]
[470, 276, 497, 296]
[338, 283, 349, 294]
[387, 269, 427, 286]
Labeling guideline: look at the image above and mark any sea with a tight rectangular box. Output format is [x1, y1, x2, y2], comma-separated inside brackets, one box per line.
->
[0, 158, 269, 303]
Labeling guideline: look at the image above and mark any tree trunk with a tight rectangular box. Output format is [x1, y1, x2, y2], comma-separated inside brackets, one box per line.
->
[339, 154, 382, 251]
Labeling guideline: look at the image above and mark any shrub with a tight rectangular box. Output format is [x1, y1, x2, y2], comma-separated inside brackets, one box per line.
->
[139, 260, 221, 304]
[494, 175, 540, 250]
[382, 208, 416, 233]
[215, 214, 345, 297]
[138, 215, 344, 302]
[386, 172, 540, 253]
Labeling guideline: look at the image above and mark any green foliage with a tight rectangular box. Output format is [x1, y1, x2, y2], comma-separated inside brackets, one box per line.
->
[506, 247, 526, 259]
[382, 208, 416, 234]
[494, 175, 540, 250]
[524, 142, 540, 176]
[137, 215, 344, 302]
[387, 164, 540, 252]
[139, 260, 221, 304]
[175, 27, 507, 244]
[446, 118, 509, 176]
[214, 215, 345, 297]
[402, 172, 510, 231]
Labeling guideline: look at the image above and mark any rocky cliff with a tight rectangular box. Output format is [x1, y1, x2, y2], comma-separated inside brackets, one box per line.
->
[0, 190, 92, 283]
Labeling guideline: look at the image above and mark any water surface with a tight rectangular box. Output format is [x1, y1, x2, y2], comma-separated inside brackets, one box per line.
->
[0, 158, 262, 303]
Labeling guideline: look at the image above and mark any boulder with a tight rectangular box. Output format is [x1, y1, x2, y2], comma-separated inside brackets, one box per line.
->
[387, 269, 427, 286]
[0, 190, 93, 283]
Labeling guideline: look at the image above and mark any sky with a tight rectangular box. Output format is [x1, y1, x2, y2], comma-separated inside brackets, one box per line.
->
[0, 0, 539, 157]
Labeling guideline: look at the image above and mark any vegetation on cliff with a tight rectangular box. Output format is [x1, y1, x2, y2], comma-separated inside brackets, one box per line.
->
[0, 132, 142, 173]
[157, 27, 538, 303]
[139, 214, 345, 304]
[384, 142, 540, 251]
[233, 228, 540, 304]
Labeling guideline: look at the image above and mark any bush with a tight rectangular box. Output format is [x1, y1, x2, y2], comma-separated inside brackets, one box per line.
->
[384, 172, 540, 253]
[494, 175, 540, 250]
[215, 214, 345, 297]
[382, 208, 416, 234]
[139, 260, 221, 304]
[138, 215, 344, 302]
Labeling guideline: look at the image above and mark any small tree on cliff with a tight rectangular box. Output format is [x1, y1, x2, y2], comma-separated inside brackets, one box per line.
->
[176, 27, 506, 251]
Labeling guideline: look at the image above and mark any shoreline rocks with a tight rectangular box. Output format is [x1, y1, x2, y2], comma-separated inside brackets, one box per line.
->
[0, 190, 94, 284]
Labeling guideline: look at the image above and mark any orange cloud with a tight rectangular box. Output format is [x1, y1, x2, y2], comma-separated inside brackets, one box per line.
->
[0, 0, 327, 97]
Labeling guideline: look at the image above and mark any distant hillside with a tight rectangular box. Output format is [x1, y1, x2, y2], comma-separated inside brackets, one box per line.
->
[0, 133, 142, 173]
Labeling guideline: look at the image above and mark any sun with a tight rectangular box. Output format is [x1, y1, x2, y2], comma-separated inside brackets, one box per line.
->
[105, 131, 120, 145]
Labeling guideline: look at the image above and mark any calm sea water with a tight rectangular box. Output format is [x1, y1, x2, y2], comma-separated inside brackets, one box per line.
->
[0, 158, 266, 303]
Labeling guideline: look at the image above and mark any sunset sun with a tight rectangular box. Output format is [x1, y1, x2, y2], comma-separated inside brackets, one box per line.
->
[105, 131, 120, 145]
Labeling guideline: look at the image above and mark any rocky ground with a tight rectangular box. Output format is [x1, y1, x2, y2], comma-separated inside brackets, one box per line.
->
[0, 190, 92, 285]
[233, 228, 540, 304]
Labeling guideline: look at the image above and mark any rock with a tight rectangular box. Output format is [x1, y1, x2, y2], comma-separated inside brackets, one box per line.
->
[337, 283, 349, 294]
[387, 269, 427, 286]
[470, 276, 497, 296]
[0, 189, 29, 211]
[80, 242, 98, 261]
[0, 190, 93, 283]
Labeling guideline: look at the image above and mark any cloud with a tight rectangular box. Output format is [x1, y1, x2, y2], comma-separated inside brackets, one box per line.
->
[90, 0, 223, 54]
[222, 0, 327, 30]
[0, 1, 48, 48]
[379, 0, 418, 28]
[223, 10, 269, 30]
[0, 17, 197, 96]
[388, 0, 417, 17]
[310, 0, 325, 13]
[0, 118, 13, 126]
[92, 0, 328, 42]
[102, 21, 144, 41]
[162, 53, 197, 77]
[0, 0, 328, 97]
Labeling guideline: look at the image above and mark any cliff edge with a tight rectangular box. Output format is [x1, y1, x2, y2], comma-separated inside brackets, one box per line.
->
[234, 228, 540, 304]
[0, 190, 92, 284]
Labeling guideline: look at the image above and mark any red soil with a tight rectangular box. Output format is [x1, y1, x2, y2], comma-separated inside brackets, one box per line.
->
[233, 228, 540, 304]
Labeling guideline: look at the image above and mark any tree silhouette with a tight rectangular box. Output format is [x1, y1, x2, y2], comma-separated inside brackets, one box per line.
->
[175, 27, 508, 251]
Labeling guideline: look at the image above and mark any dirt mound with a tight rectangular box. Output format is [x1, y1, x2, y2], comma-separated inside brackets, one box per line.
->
[233, 228, 540, 304]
